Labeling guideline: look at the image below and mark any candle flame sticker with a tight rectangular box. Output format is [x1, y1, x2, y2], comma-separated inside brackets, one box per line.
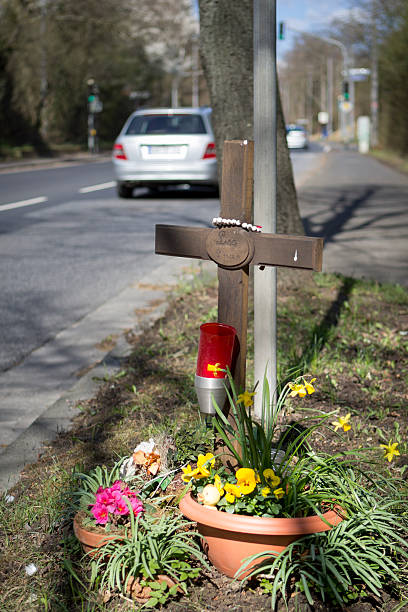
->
[207, 362, 222, 377]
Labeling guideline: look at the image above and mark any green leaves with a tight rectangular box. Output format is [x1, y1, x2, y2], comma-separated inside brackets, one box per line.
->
[238, 499, 408, 608]
[90, 511, 208, 602]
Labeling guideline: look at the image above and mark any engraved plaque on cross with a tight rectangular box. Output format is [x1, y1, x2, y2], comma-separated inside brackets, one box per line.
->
[155, 140, 323, 393]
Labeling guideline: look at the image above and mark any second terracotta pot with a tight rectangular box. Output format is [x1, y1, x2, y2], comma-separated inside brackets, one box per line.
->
[73, 513, 123, 555]
[179, 492, 343, 579]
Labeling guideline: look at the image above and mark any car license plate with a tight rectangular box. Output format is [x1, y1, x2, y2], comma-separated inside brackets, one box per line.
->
[147, 145, 183, 155]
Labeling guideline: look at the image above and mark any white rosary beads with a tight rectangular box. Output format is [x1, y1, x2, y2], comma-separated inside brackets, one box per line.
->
[212, 217, 262, 232]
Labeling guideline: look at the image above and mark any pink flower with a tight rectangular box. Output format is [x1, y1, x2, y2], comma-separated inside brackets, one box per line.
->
[96, 489, 116, 512]
[130, 497, 144, 516]
[111, 489, 123, 503]
[111, 480, 125, 491]
[114, 496, 130, 515]
[91, 502, 109, 525]
[90, 482, 144, 524]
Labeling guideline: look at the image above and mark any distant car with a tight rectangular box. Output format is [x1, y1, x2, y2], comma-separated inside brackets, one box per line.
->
[286, 125, 308, 150]
[112, 107, 218, 198]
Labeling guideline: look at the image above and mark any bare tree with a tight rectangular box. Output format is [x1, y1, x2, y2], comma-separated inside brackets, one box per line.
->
[198, 0, 303, 236]
[129, 0, 199, 107]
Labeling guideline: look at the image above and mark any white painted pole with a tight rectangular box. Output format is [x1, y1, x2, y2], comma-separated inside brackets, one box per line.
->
[253, 0, 277, 417]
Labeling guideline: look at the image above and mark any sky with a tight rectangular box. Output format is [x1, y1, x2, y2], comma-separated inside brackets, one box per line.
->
[276, 0, 353, 60]
[193, 1, 357, 60]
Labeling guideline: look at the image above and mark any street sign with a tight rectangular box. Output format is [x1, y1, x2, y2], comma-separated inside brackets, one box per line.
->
[129, 91, 150, 100]
[89, 98, 103, 113]
[339, 101, 353, 113]
[318, 111, 329, 124]
[342, 67, 370, 82]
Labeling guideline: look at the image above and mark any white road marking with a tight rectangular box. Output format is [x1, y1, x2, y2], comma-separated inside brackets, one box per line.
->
[0, 196, 48, 212]
[79, 181, 115, 193]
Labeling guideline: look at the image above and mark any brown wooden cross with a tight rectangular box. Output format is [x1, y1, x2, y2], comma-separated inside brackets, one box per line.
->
[155, 140, 323, 392]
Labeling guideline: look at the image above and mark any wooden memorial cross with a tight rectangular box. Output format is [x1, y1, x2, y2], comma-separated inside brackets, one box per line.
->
[155, 140, 323, 392]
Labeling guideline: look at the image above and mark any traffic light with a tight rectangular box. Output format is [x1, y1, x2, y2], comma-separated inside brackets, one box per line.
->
[278, 22, 285, 40]
[88, 94, 96, 103]
[342, 81, 349, 101]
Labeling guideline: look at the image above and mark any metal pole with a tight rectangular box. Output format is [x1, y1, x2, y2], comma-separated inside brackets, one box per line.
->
[254, 0, 277, 416]
[370, 3, 379, 147]
[327, 56, 333, 136]
[171, 75, 179, 107]
[350, 77, 355, 140]
[192, 36, 199, 107]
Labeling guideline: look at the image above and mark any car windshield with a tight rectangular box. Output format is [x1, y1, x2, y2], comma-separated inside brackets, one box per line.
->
[126, 114, 207, 135]
[287, 126, 305, 133]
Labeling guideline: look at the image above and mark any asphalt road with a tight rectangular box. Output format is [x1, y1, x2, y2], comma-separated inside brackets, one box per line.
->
[0, 161, 220, 372]
[298, 146, 408, 287]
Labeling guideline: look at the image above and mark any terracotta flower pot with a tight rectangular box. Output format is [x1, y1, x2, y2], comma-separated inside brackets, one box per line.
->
[73, 513, 123, 555]
[179, 492, 343, 579]
[126, 574, 180, 603]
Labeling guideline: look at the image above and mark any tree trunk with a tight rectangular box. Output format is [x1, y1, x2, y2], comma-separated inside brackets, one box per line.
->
[198, 0, 303, 237]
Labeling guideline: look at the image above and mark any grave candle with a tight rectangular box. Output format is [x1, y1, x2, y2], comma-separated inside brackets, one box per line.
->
[195, 322, 236, 415]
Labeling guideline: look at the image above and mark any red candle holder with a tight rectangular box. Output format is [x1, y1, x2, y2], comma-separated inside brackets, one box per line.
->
[195, 322, 236, 415]
[196, 322, 236, 379]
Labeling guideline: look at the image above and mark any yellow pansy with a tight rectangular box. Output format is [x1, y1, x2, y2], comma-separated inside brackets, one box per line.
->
[235, 468, 257, 494]
[332, 413, 351, 432]
[263, 468, 281, 488]
[181, 464, 200, 482]
[380, 441, 400, 463]
[261, 487, 271, 497]
[224, 482, 242, 501]
[196, 453, 215, 476]
[214, 474, 224, 495]
[237, 390, 256, 407]
[273, 487, 285, 499]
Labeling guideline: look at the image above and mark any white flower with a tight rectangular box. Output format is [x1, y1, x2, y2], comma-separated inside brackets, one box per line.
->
[133, 438, 156, 454]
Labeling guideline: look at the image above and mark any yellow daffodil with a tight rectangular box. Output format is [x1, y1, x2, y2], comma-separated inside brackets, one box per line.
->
[224, 482, 242, 502]
[196, 453, 215, 476]
[235, 468, 257, 494]
[207, 362, 222, 377]
[288, 383, 307, 398]
[304, 378, 316, 394]
[261, 487, 271, 497]
[263, 468, 281, 488]
[237, 390, 256, 407]
[380, 441, 400, 463]
[214, 474, 224, 496]
[332, 413, 351, 432]
[273, 487, 285, 499]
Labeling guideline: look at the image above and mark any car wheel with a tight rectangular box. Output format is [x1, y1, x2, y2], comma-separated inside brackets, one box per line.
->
[117, 182, 133, 198]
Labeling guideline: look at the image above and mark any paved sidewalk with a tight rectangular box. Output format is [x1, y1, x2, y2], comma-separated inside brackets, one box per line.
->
[298, 149, 408, 287]
[0, 259, 214, 493]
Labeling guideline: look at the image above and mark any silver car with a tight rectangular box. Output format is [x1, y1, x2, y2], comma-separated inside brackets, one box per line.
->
[286, 125, 308, 150]
[112, 107, 218, 198]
